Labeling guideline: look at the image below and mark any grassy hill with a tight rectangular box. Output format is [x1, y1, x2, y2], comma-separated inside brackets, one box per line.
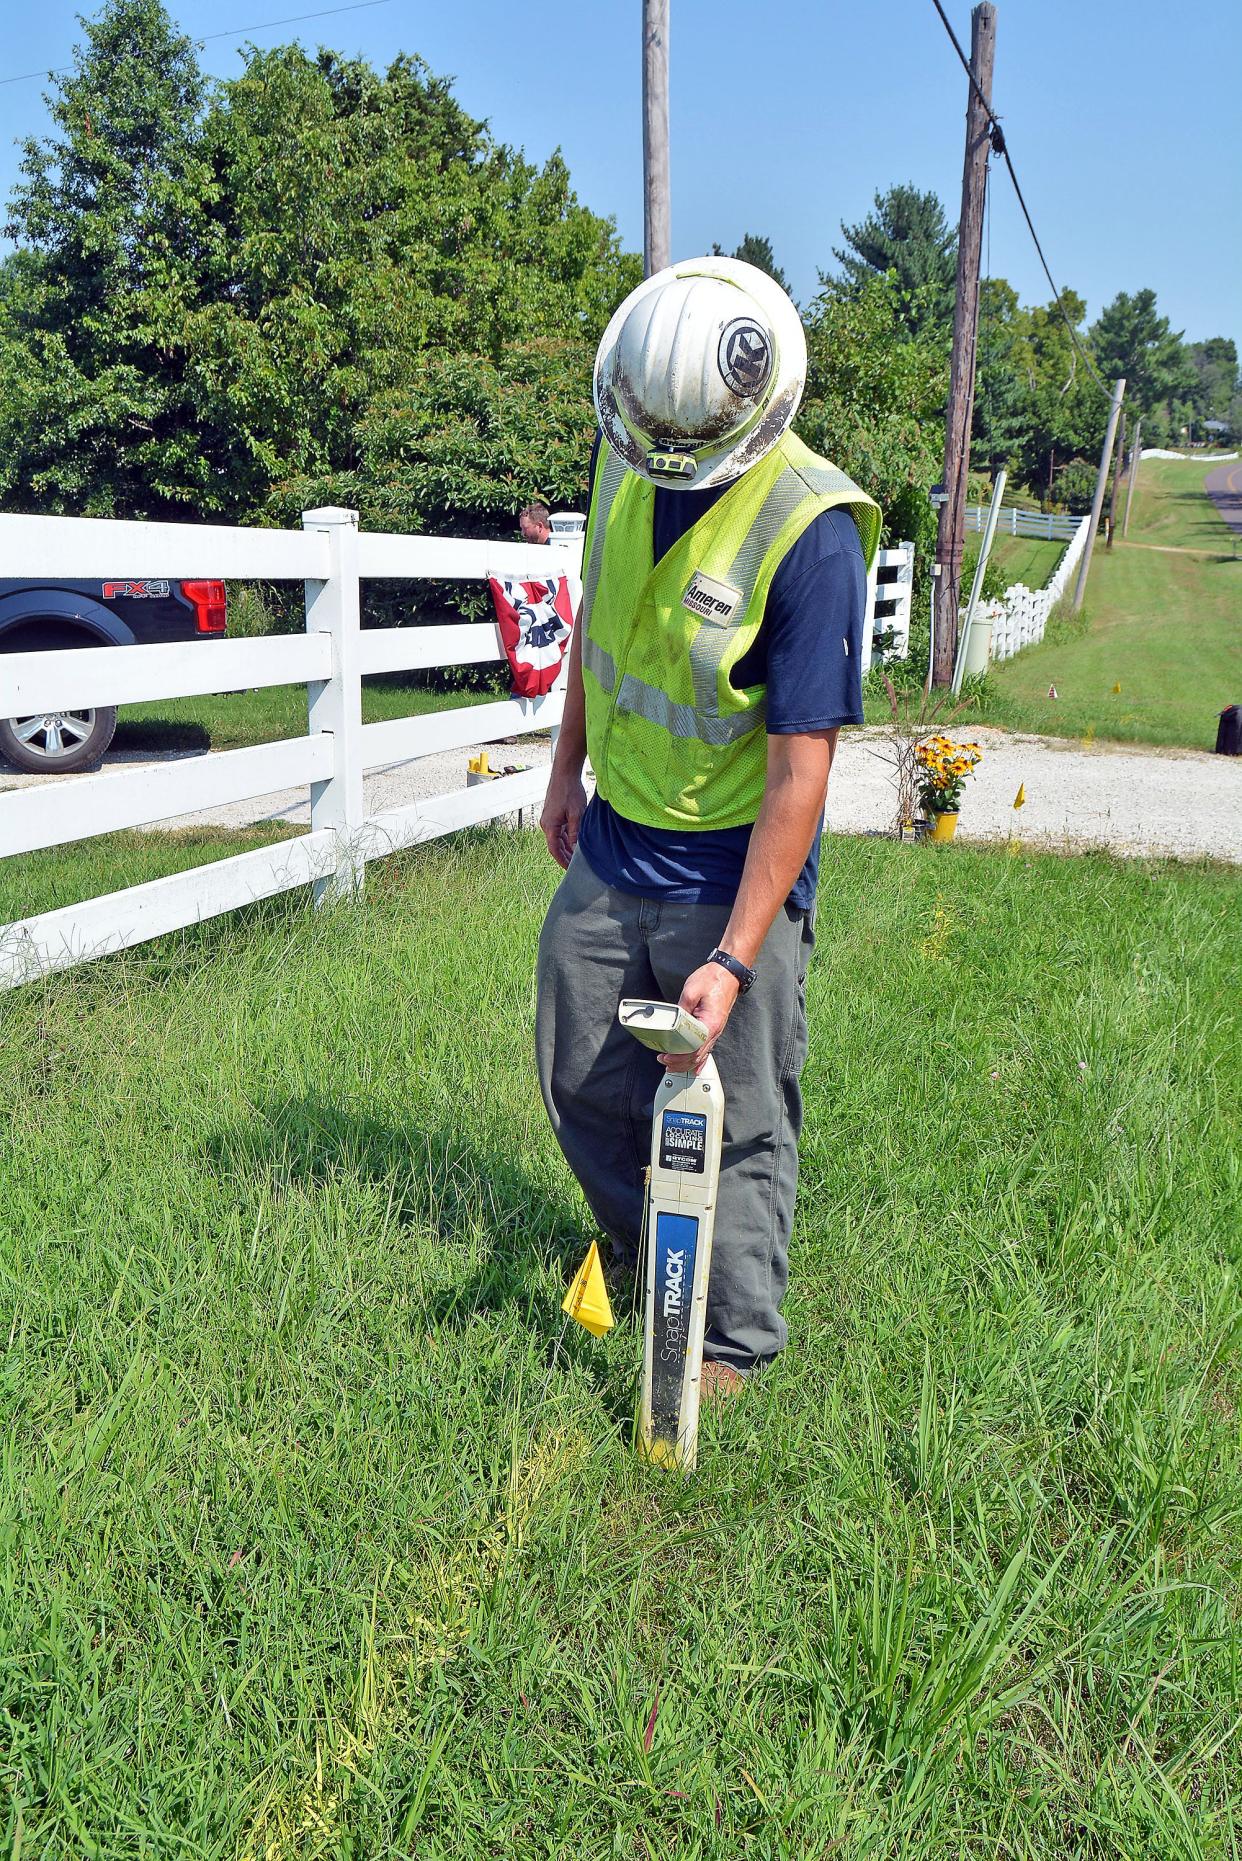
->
[1120, 455, 1239, 550]
[976, 460, 1241, 749]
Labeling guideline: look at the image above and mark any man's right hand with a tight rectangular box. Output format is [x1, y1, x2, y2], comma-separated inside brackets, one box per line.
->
[540, 770, 587, 869]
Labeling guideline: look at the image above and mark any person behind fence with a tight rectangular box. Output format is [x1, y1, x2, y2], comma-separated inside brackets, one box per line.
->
[518, 501, 553, 545]
[535, 256, 881, 1402]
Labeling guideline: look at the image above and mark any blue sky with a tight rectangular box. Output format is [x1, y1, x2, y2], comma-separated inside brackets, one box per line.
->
[2, 0, 1238, 344]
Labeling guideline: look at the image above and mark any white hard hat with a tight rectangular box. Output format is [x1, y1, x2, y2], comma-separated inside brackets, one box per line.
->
[593, 256, 806, 491]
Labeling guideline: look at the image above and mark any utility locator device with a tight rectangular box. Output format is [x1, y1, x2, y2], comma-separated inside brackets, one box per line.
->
[618, 998, 725, 1472]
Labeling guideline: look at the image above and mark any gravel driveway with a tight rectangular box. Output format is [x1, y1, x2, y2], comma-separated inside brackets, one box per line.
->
[3, 725, 1239, 863]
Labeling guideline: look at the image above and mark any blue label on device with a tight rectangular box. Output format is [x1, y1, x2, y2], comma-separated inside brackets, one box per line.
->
[650, 1211, 700, 1442]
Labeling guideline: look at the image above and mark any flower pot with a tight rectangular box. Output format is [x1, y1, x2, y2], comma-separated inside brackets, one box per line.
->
[928, 811, 959, 842]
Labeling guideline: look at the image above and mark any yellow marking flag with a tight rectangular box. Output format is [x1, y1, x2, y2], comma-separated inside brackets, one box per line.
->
[1013, 783, 1026, 809]
[562, 1240, 614, 1338]
[1112, 682, 1122, 694]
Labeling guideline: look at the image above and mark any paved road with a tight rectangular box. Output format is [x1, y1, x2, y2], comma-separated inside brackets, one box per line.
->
[1205, 461, 1242, 535]
[4, 726, 1239, 864]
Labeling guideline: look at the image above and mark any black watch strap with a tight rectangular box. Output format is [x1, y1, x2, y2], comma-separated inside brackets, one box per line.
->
[708, 947, 757, 994]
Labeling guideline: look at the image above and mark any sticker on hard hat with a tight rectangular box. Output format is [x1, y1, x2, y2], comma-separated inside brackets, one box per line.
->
[647, 450, 698, 480]
[718, 319, 773, 397]
[681, 572, 743, 626]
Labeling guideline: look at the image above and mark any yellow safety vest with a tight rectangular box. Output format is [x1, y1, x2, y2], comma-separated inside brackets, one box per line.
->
[580, 429, 881, 831]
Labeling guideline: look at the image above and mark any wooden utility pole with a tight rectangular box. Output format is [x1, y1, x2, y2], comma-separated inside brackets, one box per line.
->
[932, 2, 998, 686]
[1122, 418, 1143, 536]
[1105, 405, 1127, 547]
[642, 0, 670, 277]
[1072, 377, 1125, 611]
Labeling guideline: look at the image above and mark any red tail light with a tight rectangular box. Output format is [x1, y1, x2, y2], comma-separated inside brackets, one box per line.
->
[181, 579, 227, 634]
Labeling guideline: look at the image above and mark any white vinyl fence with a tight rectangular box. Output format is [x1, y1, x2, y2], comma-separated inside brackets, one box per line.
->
[981, 512, 1090, 664]
[866, 542, 915, 665]
[964, 503, 1081, 542]
[1, 510, 922, 994]
[0, 507, 580, 991]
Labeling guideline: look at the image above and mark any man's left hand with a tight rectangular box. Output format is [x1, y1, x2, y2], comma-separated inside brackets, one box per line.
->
[659, 961, 741, 1074]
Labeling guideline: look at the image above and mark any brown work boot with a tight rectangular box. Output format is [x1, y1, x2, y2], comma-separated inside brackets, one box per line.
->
[700, 1360, 746, 1406]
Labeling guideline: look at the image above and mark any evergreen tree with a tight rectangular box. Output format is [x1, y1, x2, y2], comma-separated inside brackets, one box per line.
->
[832, 184, 956, 333]
[711, 233, 790, 294]
[1, 0, 213, 515]
[1089, 288, 1197, 428]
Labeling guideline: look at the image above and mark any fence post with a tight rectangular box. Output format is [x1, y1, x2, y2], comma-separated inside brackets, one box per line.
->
[862, 551, 879, 675]
[302, 506, 364, 904]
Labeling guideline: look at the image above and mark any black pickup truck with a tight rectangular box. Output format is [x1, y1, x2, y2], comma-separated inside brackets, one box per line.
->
[0, 577, 227, 773]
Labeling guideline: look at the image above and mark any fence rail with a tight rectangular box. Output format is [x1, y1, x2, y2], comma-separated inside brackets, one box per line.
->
[0, 505, 579, 991]
[979, 513, 1090, 665]
[965, 504, 1080, 542]
[2, 510, 920, 992]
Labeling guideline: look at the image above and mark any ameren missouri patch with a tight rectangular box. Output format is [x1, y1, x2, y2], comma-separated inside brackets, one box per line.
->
[680, 571, 743, 626]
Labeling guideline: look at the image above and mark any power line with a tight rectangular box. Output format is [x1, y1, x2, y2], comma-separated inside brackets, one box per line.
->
[0, 1, 391, 88]
[929, 0, 996, 124]
[928, 0, 1109, 396]
[998, 145, 1109, 394]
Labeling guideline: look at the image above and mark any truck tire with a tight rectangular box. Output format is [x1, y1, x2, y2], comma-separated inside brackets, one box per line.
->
[0, 705, 118, 774]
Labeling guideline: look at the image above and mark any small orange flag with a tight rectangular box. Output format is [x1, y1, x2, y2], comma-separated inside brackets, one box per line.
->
[1013, 783, 1026, 809]
[562, 1241, 614, 1338]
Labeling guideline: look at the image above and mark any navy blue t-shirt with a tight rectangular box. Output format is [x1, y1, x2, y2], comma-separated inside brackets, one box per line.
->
[576, 444, 866, 911]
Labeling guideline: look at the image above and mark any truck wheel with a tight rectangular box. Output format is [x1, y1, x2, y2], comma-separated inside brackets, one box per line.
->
[0, 706, 118, 774]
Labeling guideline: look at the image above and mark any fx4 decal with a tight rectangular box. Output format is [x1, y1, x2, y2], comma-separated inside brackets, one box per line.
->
[103, 579, 170, 600]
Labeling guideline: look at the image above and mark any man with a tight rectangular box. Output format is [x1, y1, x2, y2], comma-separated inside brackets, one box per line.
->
[536, 257, 880, 1399]
[518, 502, 553, 545]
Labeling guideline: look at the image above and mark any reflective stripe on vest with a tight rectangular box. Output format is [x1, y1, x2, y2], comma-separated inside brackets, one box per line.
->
[581, 444, 627, 626]
[581, 633, 764, 744]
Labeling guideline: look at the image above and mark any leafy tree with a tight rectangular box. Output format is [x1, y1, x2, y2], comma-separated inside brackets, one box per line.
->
[972, 278, 1033, 473]
[188, 45, 638, 529]
[1188, 336, 1238, 437]
[964, 280, 1106, 504]
[832, 184, 956, 333]
[798, 272, 948, 554]
[712, 233, 790, 294]
[0, 0, 214, 515]
[1, 6, 638, 535]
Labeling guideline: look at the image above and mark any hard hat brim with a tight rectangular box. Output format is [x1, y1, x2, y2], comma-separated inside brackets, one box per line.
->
[593, 257, 807, 491]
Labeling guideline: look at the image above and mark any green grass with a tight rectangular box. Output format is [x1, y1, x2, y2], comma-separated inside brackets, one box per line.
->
[0, 824, 297, 914]
[973, 461, 1241, 749]
[115, 675, 499, 755]
[1120, 457, 1239, 552]
[987, 533, 1066, 591]
[1, 828, 1239, 1857]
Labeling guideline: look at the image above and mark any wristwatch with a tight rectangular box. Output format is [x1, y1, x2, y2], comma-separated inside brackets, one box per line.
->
[708, 947, 757, 994]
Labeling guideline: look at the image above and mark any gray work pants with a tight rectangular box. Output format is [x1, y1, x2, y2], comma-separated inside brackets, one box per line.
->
[535, 850, 815, 1372]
